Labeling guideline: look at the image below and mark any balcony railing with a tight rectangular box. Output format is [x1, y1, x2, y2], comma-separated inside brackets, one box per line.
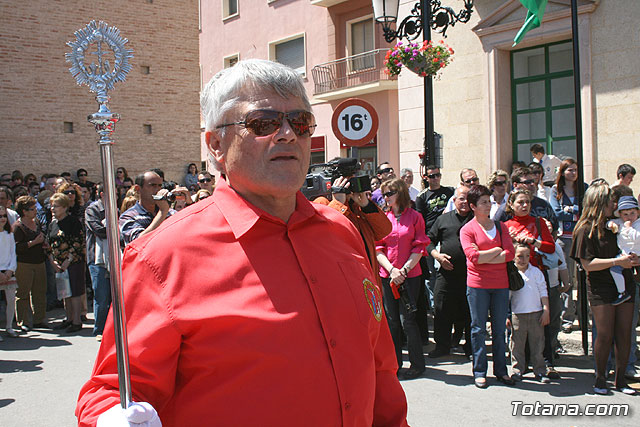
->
[311, 49, 396, 95]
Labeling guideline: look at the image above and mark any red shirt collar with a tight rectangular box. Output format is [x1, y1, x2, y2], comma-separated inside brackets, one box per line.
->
[211, 177, 320, 239]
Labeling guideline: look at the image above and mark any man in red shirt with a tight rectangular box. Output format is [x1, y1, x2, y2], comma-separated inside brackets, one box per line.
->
[76, 59, 408, 427]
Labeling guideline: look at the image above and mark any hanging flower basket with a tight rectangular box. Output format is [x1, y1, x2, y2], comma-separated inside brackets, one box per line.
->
[384, 40, 454, 78]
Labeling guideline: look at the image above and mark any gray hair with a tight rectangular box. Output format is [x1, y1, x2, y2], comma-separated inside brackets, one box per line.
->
[200, 59, 311, 171]
[400, 168, 413, 176]
[201, 59, 311, 133]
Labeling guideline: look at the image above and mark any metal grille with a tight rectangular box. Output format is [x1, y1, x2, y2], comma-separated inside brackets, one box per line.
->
[311, 49, 395, 95]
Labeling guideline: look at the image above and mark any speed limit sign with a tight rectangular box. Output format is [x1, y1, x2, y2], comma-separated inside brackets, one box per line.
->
[331, 98, 379, 147]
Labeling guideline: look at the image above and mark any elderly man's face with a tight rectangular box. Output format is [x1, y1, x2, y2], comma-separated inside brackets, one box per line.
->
[208, 90, 311, 202]
[402, 170, 414, 186]
[454, 187, 470, 215]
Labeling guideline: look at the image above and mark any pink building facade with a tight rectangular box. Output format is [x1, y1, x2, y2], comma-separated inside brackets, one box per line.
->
[199, 0, 399, 178]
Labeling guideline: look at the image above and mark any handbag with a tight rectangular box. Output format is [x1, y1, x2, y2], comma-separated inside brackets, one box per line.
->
[494, 220, 525, 291]
[55, 270, 72, 300]
[533, 217, 562, 270]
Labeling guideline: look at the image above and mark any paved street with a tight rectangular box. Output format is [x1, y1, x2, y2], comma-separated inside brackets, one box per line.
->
[1, 307, 639, 426]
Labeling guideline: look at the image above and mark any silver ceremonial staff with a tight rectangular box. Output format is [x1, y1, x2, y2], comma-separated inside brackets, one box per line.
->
[66, 20, 134, 409]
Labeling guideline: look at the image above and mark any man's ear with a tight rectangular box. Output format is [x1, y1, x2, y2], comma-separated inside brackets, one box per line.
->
[206, 130, 225, 165]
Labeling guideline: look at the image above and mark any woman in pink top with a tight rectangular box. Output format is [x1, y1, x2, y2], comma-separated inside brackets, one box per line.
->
[460, 185, 515, 388]
[376, 178, 430, 380]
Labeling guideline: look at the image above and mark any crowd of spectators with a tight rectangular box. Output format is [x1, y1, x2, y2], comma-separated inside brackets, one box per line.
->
[0, 165, 214, 342]
[358, 153, 639, 392]
[1, 152, 639, 395]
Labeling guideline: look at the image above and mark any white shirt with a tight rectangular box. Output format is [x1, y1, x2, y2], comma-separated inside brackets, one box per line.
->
[510, 264, 548, 314]
[0, 230, 17, 272]
[535, 154, 562, 183]
[490, 194, 507, 220]
[546, 240, 568, 287]
[7, 208, 18, 227]
[536, 184, 551, 201]
[408, 186, 420, 202]
[443, 195, 455, 213]
[610, 217, 640, 255]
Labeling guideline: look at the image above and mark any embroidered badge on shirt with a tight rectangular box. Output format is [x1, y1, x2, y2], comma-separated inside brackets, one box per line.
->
[363, 278, 382, 322]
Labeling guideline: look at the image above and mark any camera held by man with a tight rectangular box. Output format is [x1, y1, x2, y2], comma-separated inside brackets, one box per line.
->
[301, 157, 371, 200]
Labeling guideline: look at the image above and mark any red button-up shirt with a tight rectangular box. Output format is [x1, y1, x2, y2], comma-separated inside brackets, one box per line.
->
[76, 178, 408, 427]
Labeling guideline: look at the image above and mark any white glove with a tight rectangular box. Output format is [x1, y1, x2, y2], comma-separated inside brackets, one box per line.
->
[97, 402, 162, 427]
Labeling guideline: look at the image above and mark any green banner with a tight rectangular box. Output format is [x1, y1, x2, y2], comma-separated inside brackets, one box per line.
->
[513, 0, 548, 46]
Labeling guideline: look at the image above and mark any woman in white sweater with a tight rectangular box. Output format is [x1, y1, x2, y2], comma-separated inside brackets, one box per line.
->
[0, 205, 18, 339]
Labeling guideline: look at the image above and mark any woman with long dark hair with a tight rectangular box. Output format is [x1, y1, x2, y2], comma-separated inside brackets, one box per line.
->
[570, 183, 638, 395]
[460, 185, 516, 388]
[376, 178, 429, 380]
[550, 158, 587, 333]
[115, 167, 128, 187]
[185, 163, 199, 189]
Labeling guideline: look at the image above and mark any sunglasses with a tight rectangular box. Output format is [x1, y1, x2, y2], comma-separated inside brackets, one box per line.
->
[78, 173, 87, 177]
[216, 109, 316, 137]
[199, 178, 212, 183]
[379, 168, 394, 175]
[383, 190, 398, 198]
[117, 170, 124, 174]
[493, 180, 507, 186]
[63, 190, 76, 195]
[518, 179, 535, 185]
[427, 173, 441, 179]
[464, 177, 479, 184]
[0, 214, 7, 218]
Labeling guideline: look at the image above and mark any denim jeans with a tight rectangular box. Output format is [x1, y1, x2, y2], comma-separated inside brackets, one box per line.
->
[382, 276, 425, 371]
[467, 286, 509, 378]
[89, 263, 112, 336]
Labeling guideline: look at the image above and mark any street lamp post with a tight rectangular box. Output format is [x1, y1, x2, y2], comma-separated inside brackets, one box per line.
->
[372, 0, 473, 169]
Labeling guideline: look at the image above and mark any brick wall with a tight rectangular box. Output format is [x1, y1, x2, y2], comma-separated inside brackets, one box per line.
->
[0, 0, 201, 186]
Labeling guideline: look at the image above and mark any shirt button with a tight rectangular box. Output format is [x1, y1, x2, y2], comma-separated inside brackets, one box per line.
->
[330, 339, 337, 348]
[344, 402, 351, 410]
[310, 276, 317, 284]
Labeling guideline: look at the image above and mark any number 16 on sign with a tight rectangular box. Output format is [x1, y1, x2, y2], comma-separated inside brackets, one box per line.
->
[331, 98, 379, 147]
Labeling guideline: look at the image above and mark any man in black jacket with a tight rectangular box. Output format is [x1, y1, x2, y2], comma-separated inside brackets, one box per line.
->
[85, 184, 111, 341]
[415, 166, 454, 343]
[426, 185, 473, 358]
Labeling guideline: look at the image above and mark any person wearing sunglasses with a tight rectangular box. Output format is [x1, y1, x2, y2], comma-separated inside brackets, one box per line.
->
[493, 167, 559, 236]
[376, 178, 429, 380]
[118, 170, 173, 246]
[78, 59, 409, 427]
[487, 169, 510, 220]
[370, 162, 397, 208]
[114, 167, 128, 187]
[443, 168, 479, 214]
[528, 161, 551, 201]
[194, 171, 214, 201]
[415, 165, 454, 339]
